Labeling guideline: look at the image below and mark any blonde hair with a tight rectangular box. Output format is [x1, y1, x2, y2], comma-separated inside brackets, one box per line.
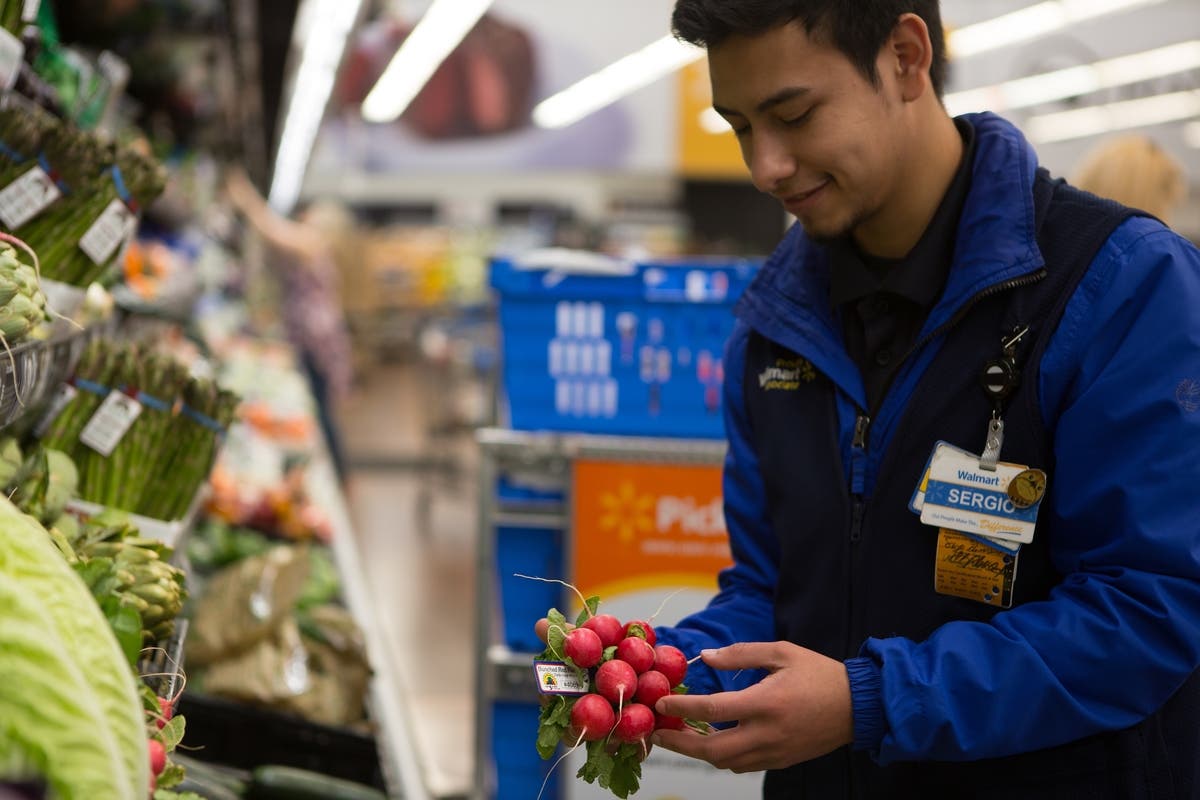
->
[1072, 136, 1188, 225]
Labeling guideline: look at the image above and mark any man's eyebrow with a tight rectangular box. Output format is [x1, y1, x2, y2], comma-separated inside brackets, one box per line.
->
[713, 86, 812, 118]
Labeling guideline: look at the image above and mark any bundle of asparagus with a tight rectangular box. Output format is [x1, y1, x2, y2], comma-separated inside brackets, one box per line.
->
[39, 339, 240, 520]
[0, 107, 167, 287]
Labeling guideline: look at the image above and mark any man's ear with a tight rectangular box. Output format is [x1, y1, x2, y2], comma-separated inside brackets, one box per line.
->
[888, 12, 934, 103]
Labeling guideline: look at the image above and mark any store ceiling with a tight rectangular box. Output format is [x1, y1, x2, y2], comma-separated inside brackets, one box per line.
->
[309, 0, 1198, 182]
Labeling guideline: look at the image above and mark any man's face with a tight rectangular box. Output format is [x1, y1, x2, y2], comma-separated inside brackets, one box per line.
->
[709, 21, 907, 243]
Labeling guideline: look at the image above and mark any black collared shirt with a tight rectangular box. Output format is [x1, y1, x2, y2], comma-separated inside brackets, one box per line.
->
[831, 118, 977, 414]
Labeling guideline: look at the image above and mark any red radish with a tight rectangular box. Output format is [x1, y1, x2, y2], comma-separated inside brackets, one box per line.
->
[653, 645, 688, 687]
[613, 703, 656, 744]
[156, 696, 173, 730]
[616, 636, 656, 674]
[623, 620, 657, 646]
[596, 659, 638, 706]
[567, 694, 617, 742]
[564, 627, 604, 668]
[655, 712, 686, 731]
[634, 670, 671, 707]
[582, 614, 625, 648]
[148, 739, 167, 776]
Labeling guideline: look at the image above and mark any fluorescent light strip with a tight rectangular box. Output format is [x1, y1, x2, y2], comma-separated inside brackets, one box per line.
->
[361, 0, 494, 123]
[533, 35, 704, 129]
[945, 40, 1200, 116]
[269, 0, 362, 213]
[1027, 89, 1200, 143]
[949, 0, 1167, 59]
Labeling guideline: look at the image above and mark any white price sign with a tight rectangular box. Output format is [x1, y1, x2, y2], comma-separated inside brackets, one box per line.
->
[79, 198, 137, 266]
[0, 166, 61, 230]
[79, 390, 142, 457]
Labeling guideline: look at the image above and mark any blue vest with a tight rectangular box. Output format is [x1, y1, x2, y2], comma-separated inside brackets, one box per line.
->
[742, 171, 1200, 798]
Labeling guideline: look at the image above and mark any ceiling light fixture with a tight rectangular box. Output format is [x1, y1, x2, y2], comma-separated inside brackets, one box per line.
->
[269, 0, 363, 213]
[945, 40, 1200, 115]
[948, 0, 1168, 59]
[1026, 89, 1200, 143]
[361, 0, 495, 124]
[533, 35, 704, 130]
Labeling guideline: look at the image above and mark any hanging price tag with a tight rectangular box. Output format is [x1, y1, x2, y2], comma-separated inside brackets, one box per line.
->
[79, 390, 142, 457]
[33, 383, 77, 439]
[78, 198, 137, 266]
[0, 166, 62, 230]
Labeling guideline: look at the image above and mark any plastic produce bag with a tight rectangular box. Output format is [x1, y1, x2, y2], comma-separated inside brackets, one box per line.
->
[185, 545, 310, 665]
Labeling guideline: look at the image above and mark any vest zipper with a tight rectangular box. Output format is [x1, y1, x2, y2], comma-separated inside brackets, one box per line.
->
[849, 414, 870, 542]
[896, 269, 1049, 369]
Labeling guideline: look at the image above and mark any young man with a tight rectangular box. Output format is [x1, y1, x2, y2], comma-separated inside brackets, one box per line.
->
[645, 1, 1200, 797]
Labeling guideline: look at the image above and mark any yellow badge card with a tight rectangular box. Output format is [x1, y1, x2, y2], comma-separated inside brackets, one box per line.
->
[934, 529, 1018, 608]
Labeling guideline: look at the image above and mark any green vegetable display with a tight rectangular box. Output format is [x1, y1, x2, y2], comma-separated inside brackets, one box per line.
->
[0, 104, 166, 287]
[39, 338, 240, 520]
[0, 494, 147, 799]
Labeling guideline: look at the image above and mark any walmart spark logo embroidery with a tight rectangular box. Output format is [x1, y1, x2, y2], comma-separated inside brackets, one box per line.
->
[599, 481, 655, 544]
[758, 357, 816, 391]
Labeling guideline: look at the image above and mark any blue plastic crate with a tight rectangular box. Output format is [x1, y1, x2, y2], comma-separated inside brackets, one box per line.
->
[490, 255, 760, 439]
[491, 701, 558, 800]
[496, 525, 564, 652]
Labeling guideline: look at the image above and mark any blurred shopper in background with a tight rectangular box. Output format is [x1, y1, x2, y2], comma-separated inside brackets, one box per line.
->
[1073, 135, 1189, 227]
[225, 169, 354, 482]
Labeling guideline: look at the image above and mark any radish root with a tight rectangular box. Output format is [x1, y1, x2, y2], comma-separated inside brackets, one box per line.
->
[648, 588, 684, 625]
[513, 573, 594, 619]
[536, 728, 586, 800]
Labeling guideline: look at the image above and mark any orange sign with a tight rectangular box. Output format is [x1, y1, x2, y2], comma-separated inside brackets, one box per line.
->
[676, 58, 747, 179]
[571, 459, 732, 601]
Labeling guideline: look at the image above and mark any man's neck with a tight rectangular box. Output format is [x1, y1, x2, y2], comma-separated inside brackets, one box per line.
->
[853, 113, 964, 259]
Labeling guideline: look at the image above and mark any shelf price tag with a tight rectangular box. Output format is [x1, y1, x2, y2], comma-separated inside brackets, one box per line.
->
[0, 166, 62, 230]
[80, 390, 142, 457]
[79, 198, 137, 266]
[32, 383, 77, 439]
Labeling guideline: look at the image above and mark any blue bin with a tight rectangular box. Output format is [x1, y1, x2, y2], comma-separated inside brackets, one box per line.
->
[490, 256, 760, 439]
[492, 701, 559, 800]
[496, 525, 564, 652]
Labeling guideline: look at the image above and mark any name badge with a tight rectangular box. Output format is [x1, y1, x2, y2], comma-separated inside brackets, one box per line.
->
[934, 528, 1019, 608]
[917, 442, 1045, 545]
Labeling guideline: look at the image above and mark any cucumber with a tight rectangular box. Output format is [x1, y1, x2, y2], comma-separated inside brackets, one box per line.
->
[247, 765, 387, 800]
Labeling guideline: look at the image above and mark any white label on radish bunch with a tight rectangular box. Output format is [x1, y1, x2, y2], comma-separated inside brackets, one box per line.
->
[79, 198, 137, 266]
[0, 166, 61, 229]
[534, 661, 588, 696]
[32, 383, 77, 438]
[79, 390, 142, 457]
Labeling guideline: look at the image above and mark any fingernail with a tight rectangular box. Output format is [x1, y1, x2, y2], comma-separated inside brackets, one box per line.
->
[650, 733, 662, 746]
[701, 648, 717, 657]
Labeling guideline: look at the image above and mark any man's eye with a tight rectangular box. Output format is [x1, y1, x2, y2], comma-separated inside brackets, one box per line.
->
[783, 108, 816, 127]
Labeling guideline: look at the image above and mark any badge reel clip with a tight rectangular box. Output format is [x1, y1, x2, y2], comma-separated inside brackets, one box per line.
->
[978, 325, 1029, 471]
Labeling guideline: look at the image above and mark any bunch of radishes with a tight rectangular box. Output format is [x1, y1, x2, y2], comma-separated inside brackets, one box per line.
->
[560, 613, 690, 752]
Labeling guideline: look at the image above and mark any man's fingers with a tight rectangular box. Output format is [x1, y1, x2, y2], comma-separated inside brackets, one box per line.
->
[699, 641, 791, 672]
[655, 689, 751, 724]
[534, 617, 575, 646]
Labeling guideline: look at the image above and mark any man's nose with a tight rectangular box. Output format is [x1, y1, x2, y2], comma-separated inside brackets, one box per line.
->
[747, 134, 797, 195]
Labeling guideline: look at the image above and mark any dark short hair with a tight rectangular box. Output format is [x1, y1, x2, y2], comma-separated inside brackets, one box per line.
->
[671, 0, 948, 99]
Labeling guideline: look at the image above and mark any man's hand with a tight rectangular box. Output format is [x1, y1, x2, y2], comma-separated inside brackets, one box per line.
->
[651, 642, 854, 773]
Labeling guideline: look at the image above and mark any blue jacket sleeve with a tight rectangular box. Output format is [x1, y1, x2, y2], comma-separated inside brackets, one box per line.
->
[656, 319, 781, 695]
[847, 219, 1200, 763]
